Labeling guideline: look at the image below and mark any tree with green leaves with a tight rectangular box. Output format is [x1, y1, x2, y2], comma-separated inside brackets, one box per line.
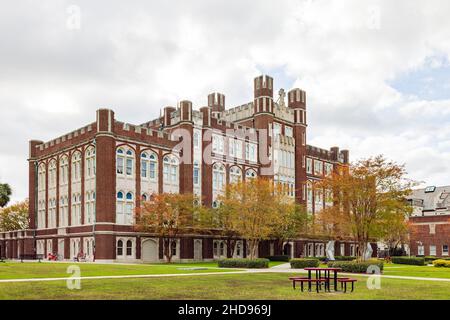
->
[0, 183, 12, 208]
[0, 199, 29, 231]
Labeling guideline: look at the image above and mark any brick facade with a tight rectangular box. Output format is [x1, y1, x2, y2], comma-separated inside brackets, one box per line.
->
[0, 75, 363, 262]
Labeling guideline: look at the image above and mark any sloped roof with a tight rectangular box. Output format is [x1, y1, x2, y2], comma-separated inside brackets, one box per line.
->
[408, 186, 450, 210]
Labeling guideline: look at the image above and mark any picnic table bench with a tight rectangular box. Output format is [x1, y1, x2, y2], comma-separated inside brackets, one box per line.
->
[337, 278, 357, 293]
[289, 267, 358, 293]
[19, 254, 44, 262]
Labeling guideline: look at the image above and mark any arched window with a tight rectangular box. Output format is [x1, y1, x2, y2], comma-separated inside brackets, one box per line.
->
[245, 169, 257, 180]
[229, 166, 242, 184]
[163, 155, 179, 185]
[141, 193, 148, 202]
[126, 240, 133, 256]
[38, 163, 46, 191]
[117, 192, 134, 225]
[141, 151, 158, 181]
[48, 160, 57, 188]
[117, 240, 123, 256]
[85, 147, 96, 178]
[71, 152, 82, 182]
[213, 163, 225, 191]
[213, 241, 218, 256]
[171, 241, 177, 257]
[117, 147, 135, 176]
[59, 156, 69, 185]
[193, 161, 200, 186]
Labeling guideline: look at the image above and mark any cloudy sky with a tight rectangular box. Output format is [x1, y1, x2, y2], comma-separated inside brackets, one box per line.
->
[1, 0, 450, 202]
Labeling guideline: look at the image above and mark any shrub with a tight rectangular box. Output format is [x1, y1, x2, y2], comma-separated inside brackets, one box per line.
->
[333, 256, 356, 261]
[424, 256, 438, 263]
[218, 258, 269, 269]
[391, 256, 425, 266]
[290, 258, 320, 269]
[264, 255, 290, 262]
[327, 260, 384, 273]
[432, 259, 450, 268]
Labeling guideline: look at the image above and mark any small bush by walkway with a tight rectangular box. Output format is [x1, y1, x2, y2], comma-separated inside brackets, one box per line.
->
[218, 258, 269, 269]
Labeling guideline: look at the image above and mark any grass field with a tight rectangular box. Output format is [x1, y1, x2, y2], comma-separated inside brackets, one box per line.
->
[0, 272, 449, 300]
[383, 264, 450, 279]
[0, 261, 236, 280]
[0, 261, 449, 300]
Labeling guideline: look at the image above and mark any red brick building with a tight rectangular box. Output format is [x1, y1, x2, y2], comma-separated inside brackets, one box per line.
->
[0, 75, 360, 262]
[408, 186, 450, 258]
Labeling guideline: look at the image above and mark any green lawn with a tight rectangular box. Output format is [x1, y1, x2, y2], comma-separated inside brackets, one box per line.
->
[0, 272, 449, 300]
[383, 264, 450, 279]
[1, 261, 450, 300]
[0, 261, 236, 280]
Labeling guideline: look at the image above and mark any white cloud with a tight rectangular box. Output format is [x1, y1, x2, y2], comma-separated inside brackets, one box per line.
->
[1, 0, 450, 202]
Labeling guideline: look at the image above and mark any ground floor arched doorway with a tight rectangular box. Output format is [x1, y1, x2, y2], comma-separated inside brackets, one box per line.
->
[141, 238, 158, 263]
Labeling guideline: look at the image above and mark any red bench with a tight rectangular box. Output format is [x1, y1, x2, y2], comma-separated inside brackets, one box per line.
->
[337, 278, 357, 293]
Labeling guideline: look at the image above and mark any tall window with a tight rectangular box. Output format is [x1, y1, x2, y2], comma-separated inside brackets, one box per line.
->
[212, 134, 224, 154]
[193, 161, 200, 186]
[163, 155, 179, 185]
[285, 126, 293, 137]
[38, 164, 46, 191]
[48, 161, 57, 188]
[126, 240, 133, 256]
[141, 151, 158, 181]
[116, 148, 134, 176]
[117, 240, 123, 256]
[59, 156, 69, 185]
[324, 163, 333, 176]
[85, 191, 96, 224]
[116, 192, 133, 225]
[116, 149, 124, 174]
[85, 147, 96, 178]
[306, 158, 312, 174]
[193, 131, 201, 149]
[71, 193, 81, 226]
[59, 196, 68, 227]
[213, 163, 225, 191]
[71, 152, 82, 182]
[229, 166, 242, 184]
[245, 143, 257, 162]
[273, 122, 281, 137]
[314, 160, 323, 175]
[48, 198, 56, 228]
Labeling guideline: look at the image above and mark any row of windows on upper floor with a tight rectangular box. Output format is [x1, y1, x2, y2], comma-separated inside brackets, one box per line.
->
[117, 147, 258, 188]
[305, 158, 333, 176]
[37, 191, 96, 229]
[37, 148, 96, 190]
[204, 134, 257, 162]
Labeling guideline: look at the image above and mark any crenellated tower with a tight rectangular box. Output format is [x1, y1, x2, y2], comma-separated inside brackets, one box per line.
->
[288, 88, 307, 205]
[253, 75, 274, 178]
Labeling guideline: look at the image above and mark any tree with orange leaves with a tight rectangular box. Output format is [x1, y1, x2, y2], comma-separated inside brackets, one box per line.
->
[135, 193, 203, 263]
[314, 155, 415, 260]
[217, 177, 305, 259]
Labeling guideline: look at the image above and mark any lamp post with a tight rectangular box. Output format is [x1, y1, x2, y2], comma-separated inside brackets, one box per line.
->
[92, 138, 97, 262]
